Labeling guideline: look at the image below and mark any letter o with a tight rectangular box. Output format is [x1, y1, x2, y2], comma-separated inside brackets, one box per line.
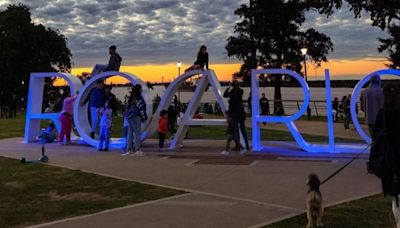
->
[351, 69, 400, 144]
[73, 71, 152, 148]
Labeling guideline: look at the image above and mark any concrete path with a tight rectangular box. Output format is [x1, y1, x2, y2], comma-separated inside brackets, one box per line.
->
[0, 138, 380, 228]
[248, 119, 368, 140]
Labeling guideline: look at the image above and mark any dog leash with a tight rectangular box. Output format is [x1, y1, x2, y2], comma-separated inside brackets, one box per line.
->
[320, 144, 371, 185]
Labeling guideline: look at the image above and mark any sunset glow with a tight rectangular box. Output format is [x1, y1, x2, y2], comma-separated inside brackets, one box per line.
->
[67, 58, 389, 85]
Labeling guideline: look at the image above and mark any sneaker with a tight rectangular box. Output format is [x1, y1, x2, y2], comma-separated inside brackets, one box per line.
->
[133, 150, 145, 156]
[121, 151, 132, 156]
[221, 150, 229, 156]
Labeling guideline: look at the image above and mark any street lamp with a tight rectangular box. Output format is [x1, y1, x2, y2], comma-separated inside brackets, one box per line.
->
[300, 48, 308, 82]
[177, 62, 182, 111]
[301, 47, 311, 119]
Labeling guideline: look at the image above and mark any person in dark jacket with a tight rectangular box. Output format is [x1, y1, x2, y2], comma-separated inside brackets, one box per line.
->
[223, 80, 249, 151]
[105, 85, 117, 113]
[83, 80, 106, 138]
[185, 45, 209, 72]
[90, 45, 122, 76]
[260, 93, 270, 125]
[372, 83, 400, 227]
[122, 84, 147, 156]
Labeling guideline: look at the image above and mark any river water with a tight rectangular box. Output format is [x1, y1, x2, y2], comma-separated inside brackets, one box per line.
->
[112, 86, 357, 116]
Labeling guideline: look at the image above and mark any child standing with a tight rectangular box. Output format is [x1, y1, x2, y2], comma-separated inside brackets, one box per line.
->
[158, 110, 168, 151]
[221, 111, 246, 156]
[98, 100, 113, 151]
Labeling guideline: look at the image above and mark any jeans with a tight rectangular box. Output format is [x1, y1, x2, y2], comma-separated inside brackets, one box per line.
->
[127, 116, 142, 152]
[90, 107, 100, 133]
[59, 113, 72, 143]
[235, 117, 249, 149]
[99, 127, 110, 150]
[91, 64, 107, 76]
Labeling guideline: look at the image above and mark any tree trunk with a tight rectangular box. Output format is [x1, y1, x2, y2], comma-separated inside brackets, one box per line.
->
[273, 75, 284, 115]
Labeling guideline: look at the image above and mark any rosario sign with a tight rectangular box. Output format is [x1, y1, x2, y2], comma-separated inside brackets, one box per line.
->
[24, 68, 400, 153]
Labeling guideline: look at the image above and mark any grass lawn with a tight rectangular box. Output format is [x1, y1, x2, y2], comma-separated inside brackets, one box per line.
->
[0, 156, 183, 227]
[1, 113, 362, 143]
[264, 194, 394, 228]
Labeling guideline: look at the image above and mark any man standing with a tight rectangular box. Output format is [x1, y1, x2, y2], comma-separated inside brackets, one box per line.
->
[360, 75, 383, 140]
[259, 93, 270, 125]
[84, 80, 106, 138]
[224, 81, 249, 151]
[91, 45, 122, 76]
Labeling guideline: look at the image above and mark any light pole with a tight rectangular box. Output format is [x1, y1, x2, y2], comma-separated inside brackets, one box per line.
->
[301, 47, 311, 119]
[300, 48, 308, 82]
[177, 62, 182, 111]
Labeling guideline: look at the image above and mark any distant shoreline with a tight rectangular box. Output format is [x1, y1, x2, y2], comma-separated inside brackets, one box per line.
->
[103, 79, 399, 88]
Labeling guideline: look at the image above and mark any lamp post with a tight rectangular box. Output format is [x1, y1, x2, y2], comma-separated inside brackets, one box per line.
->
[177, 62, 182, 111]
[301, 47, 311, 119]
[300, 48, 308, 82]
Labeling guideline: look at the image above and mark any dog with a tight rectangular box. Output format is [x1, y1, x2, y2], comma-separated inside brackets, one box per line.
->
[306, 173, 324, 228]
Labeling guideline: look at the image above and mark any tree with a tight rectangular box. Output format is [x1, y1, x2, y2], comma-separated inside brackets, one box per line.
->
[0, 4, 72, 100]
[378, 25, 400, 69]
[226, 0, 333, 114]
[311, 0, 400, 68]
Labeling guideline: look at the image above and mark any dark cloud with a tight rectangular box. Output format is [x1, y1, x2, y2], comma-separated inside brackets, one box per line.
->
[0, 0, 388, 67]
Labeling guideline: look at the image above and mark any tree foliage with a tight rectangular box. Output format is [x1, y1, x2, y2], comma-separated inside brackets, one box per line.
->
[0, 4, 72, 97]
[310, 0, 400, 68]
[226, 0, 333, 114]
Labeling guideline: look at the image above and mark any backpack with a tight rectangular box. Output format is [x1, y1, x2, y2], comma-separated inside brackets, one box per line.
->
[369, 112, 400, 205]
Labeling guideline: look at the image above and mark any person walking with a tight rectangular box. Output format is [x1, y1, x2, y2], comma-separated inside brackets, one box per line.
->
[224, 80, 249, 151]
[59, 90, 77, 144]
[185, 45, 209, 72]
[98, 100, 113, 151]
[360, 75, 383, 140]
[122, 84, 147, 156]
[343, 94, 351, 131]
[370, 83, 400, 228]
[332, 97, 339, 122]
[221, 111, 245, 155]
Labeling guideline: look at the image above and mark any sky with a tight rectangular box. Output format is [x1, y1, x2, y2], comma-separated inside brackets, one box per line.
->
[0, 0, 391, 82]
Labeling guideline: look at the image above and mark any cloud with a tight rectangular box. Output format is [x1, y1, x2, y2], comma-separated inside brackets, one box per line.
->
[0, 0, 388, 68]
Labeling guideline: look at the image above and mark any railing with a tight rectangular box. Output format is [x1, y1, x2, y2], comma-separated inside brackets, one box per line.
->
[159, 99, 362, 118]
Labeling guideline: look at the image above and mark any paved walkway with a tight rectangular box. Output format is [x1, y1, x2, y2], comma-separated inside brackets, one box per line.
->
[0, 138, 380, 228]
[247, 119, 368, 140]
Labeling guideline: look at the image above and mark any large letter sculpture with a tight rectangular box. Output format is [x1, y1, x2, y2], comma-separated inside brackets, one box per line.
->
[251, 69, 366, 153]
[146, 69, 229, 149]
[24, 73, 82, 142]
[351, 69, 400, 144]
[73, 71, 152, 148]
